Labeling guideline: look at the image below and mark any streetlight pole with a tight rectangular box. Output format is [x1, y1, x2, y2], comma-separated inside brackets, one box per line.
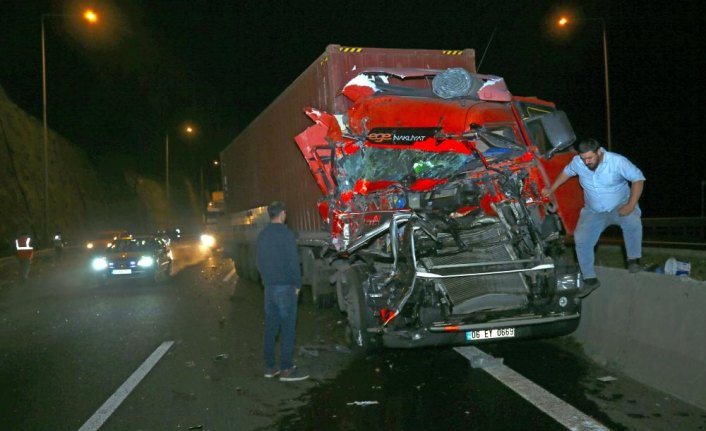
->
[558, 16, 612, 151]
[701, 180, 706, 218]
[165, 125, 194, 226]
[599, 19, 611, 151]
[41, 14, 49, 244]
[165, 133, 170, 203]
[40, 10, 98, 244]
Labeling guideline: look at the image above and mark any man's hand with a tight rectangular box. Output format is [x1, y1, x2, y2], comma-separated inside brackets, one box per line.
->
[541, 187, 553, 198]
[618, 203, 635, 216]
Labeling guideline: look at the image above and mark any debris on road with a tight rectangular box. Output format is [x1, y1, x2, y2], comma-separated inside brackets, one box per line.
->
[346, 401, 379, 407]
[597, 375, 618, 382]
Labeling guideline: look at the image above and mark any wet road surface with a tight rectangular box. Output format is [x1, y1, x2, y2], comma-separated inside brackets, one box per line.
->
[1, 243, 705, 430]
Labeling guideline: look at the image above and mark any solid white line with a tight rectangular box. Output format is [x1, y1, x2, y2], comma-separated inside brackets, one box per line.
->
[454, 346, 608, 431]
[223, 268, 236, 283]
[78, 341, 174, 431]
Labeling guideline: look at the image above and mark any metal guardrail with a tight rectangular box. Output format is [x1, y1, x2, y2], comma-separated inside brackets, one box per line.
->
[602, 217, 706, 249]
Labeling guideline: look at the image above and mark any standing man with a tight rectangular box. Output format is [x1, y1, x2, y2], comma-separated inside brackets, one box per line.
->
[15, 232, 34, 283]
[53, 232, 65, 263]
[543, 138, 645, 297]
[256, 201, 309, 382]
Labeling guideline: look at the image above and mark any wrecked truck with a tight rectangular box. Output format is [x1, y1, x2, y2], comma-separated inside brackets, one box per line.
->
[219, 45, 584, 350]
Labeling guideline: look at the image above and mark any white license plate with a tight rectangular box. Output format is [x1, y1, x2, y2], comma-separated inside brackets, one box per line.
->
[466, 327, 515, 341]
[112, 269, 132, 275]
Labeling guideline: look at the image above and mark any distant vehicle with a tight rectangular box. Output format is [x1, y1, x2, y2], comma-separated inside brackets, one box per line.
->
[85, 230, 128, 251]
[90, 235, 173, 284]
[156, 228, 183, 245]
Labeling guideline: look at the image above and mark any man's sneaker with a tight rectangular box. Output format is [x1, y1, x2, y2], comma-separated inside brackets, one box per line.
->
[578, 278, 601, 298]
[627, 259, 641, 273]
[279, 366, 309, 382]
[263, 368, 280, 378]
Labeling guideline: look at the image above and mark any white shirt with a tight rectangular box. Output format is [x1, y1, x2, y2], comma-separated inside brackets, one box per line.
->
[564, 149, 645, 213]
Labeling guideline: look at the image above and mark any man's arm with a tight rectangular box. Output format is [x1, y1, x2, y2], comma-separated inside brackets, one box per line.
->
[619, 180, 644, 216]
[542, 171, 572, 197]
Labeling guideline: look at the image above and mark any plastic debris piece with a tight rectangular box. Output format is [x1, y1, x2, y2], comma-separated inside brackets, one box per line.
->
[299, 346, 319, 357]
[188, 426, 203, 430]
[334, 344, 351, 354]
[185, 361, 196, 367]
[346, 401, 379, 406]
[215, 353, 229, 360]
[597, 376, 617, 382]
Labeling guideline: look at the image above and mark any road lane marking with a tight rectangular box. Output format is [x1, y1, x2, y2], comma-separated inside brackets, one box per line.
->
[78, 341, 174, 431]
[223, 268, 236, 283]
[454, 346, 608, 431]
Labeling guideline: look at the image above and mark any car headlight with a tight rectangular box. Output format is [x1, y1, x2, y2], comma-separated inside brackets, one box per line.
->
[138, 256, 155, 267]
[86, 242, 94, 249]
[200, 234, 216, 248]
[92, 257, 108, 270]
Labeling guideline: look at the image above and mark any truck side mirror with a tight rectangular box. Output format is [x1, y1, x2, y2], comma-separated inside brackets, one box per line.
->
[541, 111, 576, 159]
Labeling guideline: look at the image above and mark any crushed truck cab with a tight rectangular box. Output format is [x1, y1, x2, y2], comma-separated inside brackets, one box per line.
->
[220, 46, 584, 350]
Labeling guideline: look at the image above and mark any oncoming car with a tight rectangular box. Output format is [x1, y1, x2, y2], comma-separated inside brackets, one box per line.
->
[91, 235, 173, 284]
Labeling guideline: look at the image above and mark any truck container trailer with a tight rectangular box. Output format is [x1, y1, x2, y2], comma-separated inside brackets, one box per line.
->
[219, 44, 584, 350]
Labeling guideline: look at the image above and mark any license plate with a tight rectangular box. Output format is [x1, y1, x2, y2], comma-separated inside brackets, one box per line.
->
[112, 269, 132, 275]
[466, 327, 515, 341]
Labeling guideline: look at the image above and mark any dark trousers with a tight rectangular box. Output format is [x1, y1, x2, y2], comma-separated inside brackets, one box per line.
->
[18, 257, 31, 281]
[263, 285, 298, 370]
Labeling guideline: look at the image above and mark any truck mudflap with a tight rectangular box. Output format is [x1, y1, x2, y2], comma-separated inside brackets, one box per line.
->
[378, 313, 581, 349]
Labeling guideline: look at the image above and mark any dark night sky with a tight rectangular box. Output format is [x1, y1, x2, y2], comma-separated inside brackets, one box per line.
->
[2, 0, 705, 216]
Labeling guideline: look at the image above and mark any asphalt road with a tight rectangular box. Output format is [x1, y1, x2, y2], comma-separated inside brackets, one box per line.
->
[1, 242, 704, 430]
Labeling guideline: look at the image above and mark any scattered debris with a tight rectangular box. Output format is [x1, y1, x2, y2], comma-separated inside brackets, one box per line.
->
[299, 346, 319, 357]
[185, 361, 196, 367]
[346, 401, 379, 407]
[214, 353, 229, 361]
[188, 425, 204, 430]
[597, 376, 618, 382]
[297, 344, 351, 355]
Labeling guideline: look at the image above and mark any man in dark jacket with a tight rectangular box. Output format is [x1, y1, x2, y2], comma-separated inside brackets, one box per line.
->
[255, 201, 309, 382]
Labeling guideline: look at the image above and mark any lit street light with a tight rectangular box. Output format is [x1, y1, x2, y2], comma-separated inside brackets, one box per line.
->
[165, 124, 195, 222]
[557, 15, 612, 151]
[41, 9, 98, 243]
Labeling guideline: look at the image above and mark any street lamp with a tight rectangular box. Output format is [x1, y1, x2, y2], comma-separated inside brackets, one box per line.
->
[41, 9, 98, 243]
[557, 15, 612, 151]
[165, 124, 195, 218]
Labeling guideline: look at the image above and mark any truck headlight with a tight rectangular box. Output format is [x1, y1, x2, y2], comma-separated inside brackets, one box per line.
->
[138, 256, 155, 267]
[200, 234, 215, 248]
[92, 257, 108, 271]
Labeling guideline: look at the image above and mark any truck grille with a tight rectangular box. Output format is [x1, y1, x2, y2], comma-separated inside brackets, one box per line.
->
[418, 222, 530, 311]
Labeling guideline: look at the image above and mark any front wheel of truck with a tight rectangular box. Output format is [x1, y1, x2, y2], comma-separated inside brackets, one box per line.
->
[343, 265, 379, 353]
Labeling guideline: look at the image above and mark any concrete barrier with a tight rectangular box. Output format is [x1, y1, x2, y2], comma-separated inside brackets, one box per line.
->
[573, 266, 706, 410]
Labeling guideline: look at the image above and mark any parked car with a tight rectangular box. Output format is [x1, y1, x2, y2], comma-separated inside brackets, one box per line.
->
[91, 235, 173, 284]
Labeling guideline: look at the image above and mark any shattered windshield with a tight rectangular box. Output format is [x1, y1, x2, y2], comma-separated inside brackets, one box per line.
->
[337, 126, 524, 192]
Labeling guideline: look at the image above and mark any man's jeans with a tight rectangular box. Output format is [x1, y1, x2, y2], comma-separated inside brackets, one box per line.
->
[574, 206, 642, 279]
[263, 284, 298, 370]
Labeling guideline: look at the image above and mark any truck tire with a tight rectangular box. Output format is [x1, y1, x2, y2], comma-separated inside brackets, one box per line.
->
[311, 260, 335, 308]
[343, 265, 379, 353]
[245, 243, 260, 282]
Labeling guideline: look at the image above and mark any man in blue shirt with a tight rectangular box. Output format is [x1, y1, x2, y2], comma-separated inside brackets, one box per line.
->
[543, 139, 645, 297]
[256, 201, 309, 382]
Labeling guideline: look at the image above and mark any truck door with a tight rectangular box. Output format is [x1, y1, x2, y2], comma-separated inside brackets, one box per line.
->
[514, 100, 583, 234]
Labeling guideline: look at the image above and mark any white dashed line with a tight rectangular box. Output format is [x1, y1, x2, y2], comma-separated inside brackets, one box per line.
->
[455, 346, 608, 431]
[78, 341, 174, 431]
[223, 268, 237, 283]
